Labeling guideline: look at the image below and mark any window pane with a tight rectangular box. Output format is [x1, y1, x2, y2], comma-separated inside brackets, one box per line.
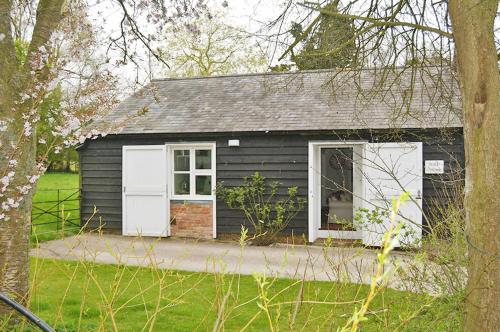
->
[174, 174, 190, 195]
[195, 149, 211, 169]
[174, 150, 190, 171]
[196, 175, 212, 195]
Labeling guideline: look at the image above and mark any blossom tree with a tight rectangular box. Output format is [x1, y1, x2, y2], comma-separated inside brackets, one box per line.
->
[0, 0, 208, 314]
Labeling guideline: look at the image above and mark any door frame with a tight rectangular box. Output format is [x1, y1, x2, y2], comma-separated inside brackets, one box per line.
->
[308, 141, 366, 243]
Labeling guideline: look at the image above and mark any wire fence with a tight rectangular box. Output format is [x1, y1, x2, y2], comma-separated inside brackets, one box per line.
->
[31, 188, 80, 235]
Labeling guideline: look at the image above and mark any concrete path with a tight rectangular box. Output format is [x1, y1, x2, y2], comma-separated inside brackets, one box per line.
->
[31, 234, 424, 292]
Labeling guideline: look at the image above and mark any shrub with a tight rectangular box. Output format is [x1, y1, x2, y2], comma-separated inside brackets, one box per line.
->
[216, 172, 305, 246]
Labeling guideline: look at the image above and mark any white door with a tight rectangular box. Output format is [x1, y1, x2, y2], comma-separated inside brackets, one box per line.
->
[361, 142, 423, 247]
[122, 145, 169, 237]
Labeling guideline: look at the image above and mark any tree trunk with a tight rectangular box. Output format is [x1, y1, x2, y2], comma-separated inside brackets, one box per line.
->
[0, 129, 36, 316]
[0, 191, 33, 308]
[0, 1, 65, 318]
[449, 1, 500, 330]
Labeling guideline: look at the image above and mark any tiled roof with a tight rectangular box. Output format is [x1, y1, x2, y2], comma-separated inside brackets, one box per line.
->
[101, 67, 462, 134]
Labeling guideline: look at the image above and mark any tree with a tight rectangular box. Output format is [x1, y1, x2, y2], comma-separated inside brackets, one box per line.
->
[0, 0, 206, 316]
[160, 13, 268, 77]
[289, 1, 357, 70]
[448, 2, 499, 329]
[273, 0, 499, 329]
[36, 85, 79, 172]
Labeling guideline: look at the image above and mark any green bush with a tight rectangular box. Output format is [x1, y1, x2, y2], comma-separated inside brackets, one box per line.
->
[216, 172, 305, 245]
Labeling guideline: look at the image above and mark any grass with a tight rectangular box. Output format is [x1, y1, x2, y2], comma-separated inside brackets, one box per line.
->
[31, 172, 80, 243]
[22, 173, 463, 331]
[25, 258, 461, 331]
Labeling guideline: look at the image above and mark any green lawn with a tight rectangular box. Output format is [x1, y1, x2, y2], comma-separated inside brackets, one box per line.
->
[31, 172, 80, 243]
[25, 258, 461, 331]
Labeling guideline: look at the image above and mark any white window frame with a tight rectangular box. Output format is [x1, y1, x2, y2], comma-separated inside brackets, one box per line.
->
[169, 143, 216, 201]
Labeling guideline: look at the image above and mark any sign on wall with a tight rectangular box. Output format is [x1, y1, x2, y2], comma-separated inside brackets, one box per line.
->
[425, 160, 444, 174]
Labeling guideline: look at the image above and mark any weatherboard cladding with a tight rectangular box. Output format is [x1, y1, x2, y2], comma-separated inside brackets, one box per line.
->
[98, 68, 462, 135]
[79, 130, 464, 235]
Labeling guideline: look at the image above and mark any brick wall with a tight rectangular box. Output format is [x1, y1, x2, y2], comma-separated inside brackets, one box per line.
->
[170, 201, 213, 239]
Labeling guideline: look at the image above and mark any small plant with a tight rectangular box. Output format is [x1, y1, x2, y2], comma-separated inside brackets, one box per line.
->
[341, 193, 409, 331]
[216, 172, 305, 246]
[354, 205, 419, 248]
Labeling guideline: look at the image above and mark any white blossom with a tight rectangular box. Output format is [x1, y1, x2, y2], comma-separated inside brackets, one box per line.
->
[7, 198, 15, 207]
[0, 176, 9, 186]
[1, 172, 15, 192]
[20, 93, 31, 102]
[28, 175, 40, 184]
[23, 121, 32, 136]
[18, 185, 32, 195]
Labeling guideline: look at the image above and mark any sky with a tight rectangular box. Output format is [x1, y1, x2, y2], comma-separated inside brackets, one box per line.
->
[88, 0, 289, 94]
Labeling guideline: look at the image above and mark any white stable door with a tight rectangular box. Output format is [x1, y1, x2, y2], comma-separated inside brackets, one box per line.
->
[362, 143, 423, 247]
[122, 145, 169, 237]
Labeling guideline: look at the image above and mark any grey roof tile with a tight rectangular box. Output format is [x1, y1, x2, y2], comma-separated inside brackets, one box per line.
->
[100, 67, 462, 134]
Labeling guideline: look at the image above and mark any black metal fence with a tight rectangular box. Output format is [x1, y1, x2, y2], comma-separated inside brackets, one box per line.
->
[31, 188, 80, 235]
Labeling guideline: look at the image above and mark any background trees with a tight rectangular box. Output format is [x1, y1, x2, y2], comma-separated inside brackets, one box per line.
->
[288, 1, 357, 70]
[160, 13, 268, 77]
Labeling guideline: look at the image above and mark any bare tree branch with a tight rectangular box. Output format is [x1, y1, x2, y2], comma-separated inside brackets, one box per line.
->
[299, 2, 453, 39]
[115, 0, 171, 68]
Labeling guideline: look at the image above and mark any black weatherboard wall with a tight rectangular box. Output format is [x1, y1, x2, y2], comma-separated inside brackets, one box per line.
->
[78, 129, 464, 236]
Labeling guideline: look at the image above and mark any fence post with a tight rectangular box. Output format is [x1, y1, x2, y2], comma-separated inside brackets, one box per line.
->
[56, 189, 60, 232]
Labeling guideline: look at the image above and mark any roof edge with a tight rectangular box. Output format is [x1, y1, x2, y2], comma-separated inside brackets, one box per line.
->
[113, 126, 464, 136]
[150, 65, 453, 83]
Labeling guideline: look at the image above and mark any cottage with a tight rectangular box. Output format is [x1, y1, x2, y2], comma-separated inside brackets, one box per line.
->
[78, 68, 463, 246]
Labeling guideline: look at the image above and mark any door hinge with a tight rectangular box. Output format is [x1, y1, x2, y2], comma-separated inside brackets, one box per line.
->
[123, 186, 126, 193]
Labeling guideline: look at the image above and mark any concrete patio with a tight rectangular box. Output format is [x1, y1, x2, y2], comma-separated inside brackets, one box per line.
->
[31, 233, 425, 292]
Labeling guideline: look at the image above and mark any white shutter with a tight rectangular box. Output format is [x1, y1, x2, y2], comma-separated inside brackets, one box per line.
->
[361, 142, 423, 247]
[122, 145, 169, 237]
